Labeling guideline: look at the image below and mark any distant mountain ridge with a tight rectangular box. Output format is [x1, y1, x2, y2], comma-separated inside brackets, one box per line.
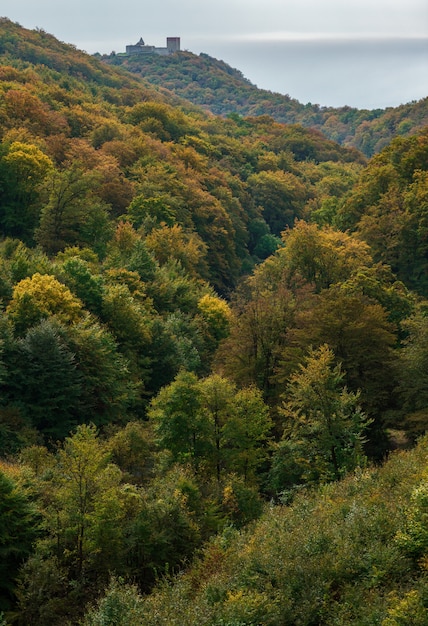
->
[103, 50, 428, 157]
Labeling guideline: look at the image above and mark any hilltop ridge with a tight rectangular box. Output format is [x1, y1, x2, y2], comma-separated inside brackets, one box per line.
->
[103, 49, 428, 156]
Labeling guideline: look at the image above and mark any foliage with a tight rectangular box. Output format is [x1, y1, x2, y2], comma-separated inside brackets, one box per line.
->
[82, 577, 145, 626]
[149, 370, 207, 468]
[150, 372, 272, 486]
[0, 468, 39, 612]
[247, 169, 308, 234]
[105, 50, 428, 157]
[66, 318, 138, 426]
[6, 272, 83, 334]
[196, 292, 231, 356]
[396, 308, 428, 437]
[271, 345, 369, 491]
[0, 141, 53, 242]
[2, 319, 83, 439]
[338, 129, 428, 296]
[0, 17, 427, 625]
[217, 221, 400, 438]
[124, 437, 428, 625]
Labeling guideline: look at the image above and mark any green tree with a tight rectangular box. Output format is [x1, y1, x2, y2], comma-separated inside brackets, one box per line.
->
[0, 469, 39, 612]
[150, 372, 272, 485]
[199, 374, 237, 485]
[247, 169, 308, 235]
[59, 256, 104, 316]
[0, 141, 53, 242]
[14, 554, 72, 626]
[147, 313, 202, 393]
[67, 318, 138, 427]
[48, 424, 126, 580]
[287, 288, 397, 430]
[400, 169, 428, 295]
[127, 192, 176, 229]
[0, 239, 52, 285]
[124, 466, 202, 590]
[396, 477, 428, 563]
[82, 577, 145, 626]
[36, 166, 112, 255]
[15, 427, 139, 624]
[146, 259, 206, 314]
[3, 319, 82, 439]
[149, 370, 208, 469]
[100, 282, 152, 390]
[396, 308, 428, 437]
[106, 223, 157, 283]
[221, 386, 272, 483]
[339, 129, 428, 296]
[271, 345, 368, 490]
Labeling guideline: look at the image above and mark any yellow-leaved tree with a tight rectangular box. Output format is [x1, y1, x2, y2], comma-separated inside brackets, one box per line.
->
[7, 272, 83, 334]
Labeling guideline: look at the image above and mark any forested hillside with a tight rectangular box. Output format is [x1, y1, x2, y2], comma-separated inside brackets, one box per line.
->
[84, 436, 428, 625]
[104, 50, 428, 156]
[0, 17, 427, 625]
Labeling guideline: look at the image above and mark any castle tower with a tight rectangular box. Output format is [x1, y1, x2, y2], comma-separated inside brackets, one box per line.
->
[166, 37, 180, 53]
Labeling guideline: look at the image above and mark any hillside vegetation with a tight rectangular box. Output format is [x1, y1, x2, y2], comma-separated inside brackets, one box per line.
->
[104, 50, 428, 156]
[0, 17, 427, 625]
[85, 436, 428, 625]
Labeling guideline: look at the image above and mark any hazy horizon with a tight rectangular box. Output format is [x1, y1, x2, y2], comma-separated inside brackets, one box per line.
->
[71, 33, 428, 109]
[1, 0, 427, 109]
[191, 36, 428, 109]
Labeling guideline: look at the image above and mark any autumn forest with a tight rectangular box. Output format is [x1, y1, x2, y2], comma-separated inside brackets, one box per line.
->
[0, 17, 428, 625]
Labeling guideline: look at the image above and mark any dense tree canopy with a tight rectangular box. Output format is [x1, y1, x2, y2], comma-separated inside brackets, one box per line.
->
[105, 50, 428, 157]
[0, 17, 427, 625]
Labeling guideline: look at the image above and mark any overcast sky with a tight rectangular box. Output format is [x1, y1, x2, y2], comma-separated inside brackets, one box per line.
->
[1, 0, 428, 108]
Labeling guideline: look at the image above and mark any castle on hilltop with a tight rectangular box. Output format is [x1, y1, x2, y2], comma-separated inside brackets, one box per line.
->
[125, 37, 180, 56]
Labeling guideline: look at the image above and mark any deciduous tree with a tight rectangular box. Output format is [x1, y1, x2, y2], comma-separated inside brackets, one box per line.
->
[0, 469, 39, 612]
[271, 345, 368, 491]
[7, 272, 83, 335]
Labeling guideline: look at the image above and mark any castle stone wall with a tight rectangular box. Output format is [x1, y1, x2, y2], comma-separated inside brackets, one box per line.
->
[126, 37, 180, 56]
